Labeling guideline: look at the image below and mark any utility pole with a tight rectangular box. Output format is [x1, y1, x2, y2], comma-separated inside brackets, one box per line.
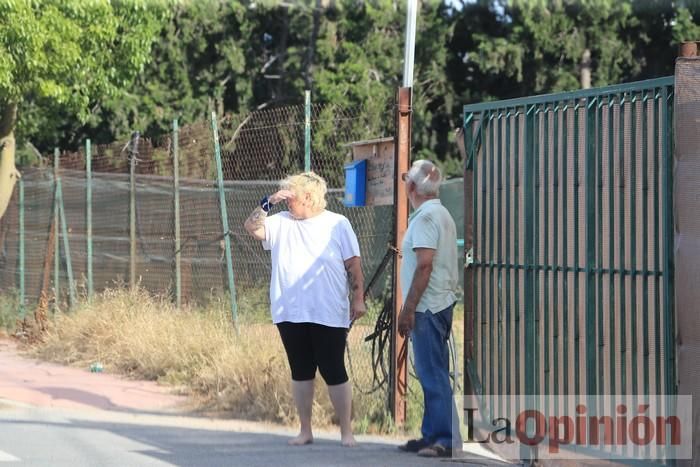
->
[391, 0, 418, 427]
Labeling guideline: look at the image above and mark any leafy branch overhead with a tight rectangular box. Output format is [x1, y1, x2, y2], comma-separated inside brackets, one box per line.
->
[2, 0, 699, 179]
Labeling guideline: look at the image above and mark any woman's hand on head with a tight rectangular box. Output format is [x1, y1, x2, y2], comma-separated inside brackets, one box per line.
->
[269, 190, 295, 205]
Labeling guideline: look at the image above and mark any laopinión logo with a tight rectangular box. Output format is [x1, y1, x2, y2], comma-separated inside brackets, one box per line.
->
[454, 395, 692, 461]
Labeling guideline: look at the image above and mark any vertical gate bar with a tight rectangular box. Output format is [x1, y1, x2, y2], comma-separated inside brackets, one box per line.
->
[514, 109, 521, 396]
[464, 112, 477, 395]
[619, 93, 627, 396]
[524, 104, 536, 399]
[585, 96, 598, 398]
[562, 103, 569, 396]
[596, 98, 604, 399]
[553, 103, 560, 396]
[608, 93, 626, 446]
[523, 105, 537, 461]
[534, 105, 541, 397]
[494, 109, 505, 406]
[489, 110, 496, 398]
[630, 94, 638, 399]
[480, 111, 488, 392]
[574, 102, 581, 396]
[470, 112, 480, 394]
[641, 92, 650, 398]
[607, 97, 617, 400]
[543, 104, 550, 397]
[505, 109, 512, 403]
[630, 92, 640, 460]
[653, 88, 661, 396]
[661, 86, 675, 397]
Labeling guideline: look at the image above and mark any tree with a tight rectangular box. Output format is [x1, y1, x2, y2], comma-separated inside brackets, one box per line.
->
[0, 0, 168, 219]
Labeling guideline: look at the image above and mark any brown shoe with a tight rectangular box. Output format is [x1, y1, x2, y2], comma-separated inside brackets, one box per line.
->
[398, 438, 430, 453]
[417, 444, 452, 458]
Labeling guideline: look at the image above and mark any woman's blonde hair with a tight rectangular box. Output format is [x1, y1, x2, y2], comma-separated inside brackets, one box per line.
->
[280, 171, 328, 211]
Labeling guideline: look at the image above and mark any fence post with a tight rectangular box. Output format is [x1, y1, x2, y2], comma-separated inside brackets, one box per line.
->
[129, 131, 140, 290]
[18, 177, 25, 317]
[391, 87, 411, 426]
[56, 180, 76, 307]
[86, 139, 93, 300]
[53, 148, 60, 310]
[305, 90, 311, 171]
[210, 112, 238, 326]
[172, 119, 182, 308]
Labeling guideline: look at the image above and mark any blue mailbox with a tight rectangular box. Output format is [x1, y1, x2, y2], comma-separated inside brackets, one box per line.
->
[343, 159, 367, 207]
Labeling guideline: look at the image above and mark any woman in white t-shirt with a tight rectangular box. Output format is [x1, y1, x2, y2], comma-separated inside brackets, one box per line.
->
[244, 171, 366, 447]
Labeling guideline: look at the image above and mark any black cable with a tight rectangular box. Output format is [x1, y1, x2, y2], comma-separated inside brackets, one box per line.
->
[346, 245, 395, 395]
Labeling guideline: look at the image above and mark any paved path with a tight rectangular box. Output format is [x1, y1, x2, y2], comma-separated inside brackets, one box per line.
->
[0, 339, 511, 466]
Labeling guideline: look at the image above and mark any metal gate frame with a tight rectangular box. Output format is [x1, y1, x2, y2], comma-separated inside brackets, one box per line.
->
[462, 77, 676, 422]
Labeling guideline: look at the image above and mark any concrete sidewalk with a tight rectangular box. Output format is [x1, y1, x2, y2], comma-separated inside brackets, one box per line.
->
[0, 338, 511, 466]
[0, 339, 187, 413]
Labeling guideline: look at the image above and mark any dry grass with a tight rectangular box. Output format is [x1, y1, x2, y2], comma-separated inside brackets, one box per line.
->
[27, 287, 420, 433]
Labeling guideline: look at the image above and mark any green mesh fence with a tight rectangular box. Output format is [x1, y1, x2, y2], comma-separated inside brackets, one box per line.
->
[0, 100, 399, 408]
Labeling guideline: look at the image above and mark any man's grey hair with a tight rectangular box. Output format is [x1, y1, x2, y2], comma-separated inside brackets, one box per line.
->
[406, 159, 442, 196]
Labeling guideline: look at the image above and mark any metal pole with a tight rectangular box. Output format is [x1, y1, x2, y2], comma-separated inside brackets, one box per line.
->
[53, 148, 60, 309]
[18, 177, 25, 317]
[391, 87, 411, 426]
[56, 180, 76, 307]
[172, 120, 182, 308]
[211, 112, 238, 326]
[86, 139, 93, 300]
[461, 116, 476, 397]
[305, 90, 311, 172]
[402, 0, 417, 88]
[129, 132, 140, 290]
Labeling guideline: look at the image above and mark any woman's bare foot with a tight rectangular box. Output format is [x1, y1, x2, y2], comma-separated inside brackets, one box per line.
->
[341, 434, 357, 447]
[288, 432, 313, 446]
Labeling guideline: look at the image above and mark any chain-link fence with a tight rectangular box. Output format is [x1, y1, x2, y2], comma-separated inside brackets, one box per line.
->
[0, 99, 398, 409]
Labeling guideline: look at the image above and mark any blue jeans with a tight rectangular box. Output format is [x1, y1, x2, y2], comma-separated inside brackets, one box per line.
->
[412, 303, 461, 449]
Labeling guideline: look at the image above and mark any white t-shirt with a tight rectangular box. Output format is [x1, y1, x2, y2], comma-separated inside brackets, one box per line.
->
[263, 210, 361, 328]
[400, 199, 458, 313]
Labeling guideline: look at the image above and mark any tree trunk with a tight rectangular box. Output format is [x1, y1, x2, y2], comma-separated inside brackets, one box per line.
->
[0, 101, 20, 220]
[580, 48, 592, 89]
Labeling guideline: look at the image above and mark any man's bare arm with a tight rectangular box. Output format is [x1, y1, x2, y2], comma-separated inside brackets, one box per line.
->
[403, 247, 435, 313]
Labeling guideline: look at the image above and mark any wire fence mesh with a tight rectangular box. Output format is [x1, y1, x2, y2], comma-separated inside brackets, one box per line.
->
[0, 99, 398, 408]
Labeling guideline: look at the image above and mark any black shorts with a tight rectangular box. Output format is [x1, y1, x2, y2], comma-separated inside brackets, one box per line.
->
[276, 321, 349, 386]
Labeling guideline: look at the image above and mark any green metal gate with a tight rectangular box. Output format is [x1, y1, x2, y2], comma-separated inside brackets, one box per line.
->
[462, 77, 676, 408]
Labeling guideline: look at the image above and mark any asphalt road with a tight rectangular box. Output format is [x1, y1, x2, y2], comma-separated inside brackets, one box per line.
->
[0, 339, 510, 467]
[0, 400, 507, 467]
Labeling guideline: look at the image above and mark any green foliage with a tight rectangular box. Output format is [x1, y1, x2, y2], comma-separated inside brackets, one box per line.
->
[0, 0, 169, 162]
[468, 0, 641, 93]
[4, 0, 694, 173]
[673, 7, 700, 44]
[0, 0, 168, 114]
